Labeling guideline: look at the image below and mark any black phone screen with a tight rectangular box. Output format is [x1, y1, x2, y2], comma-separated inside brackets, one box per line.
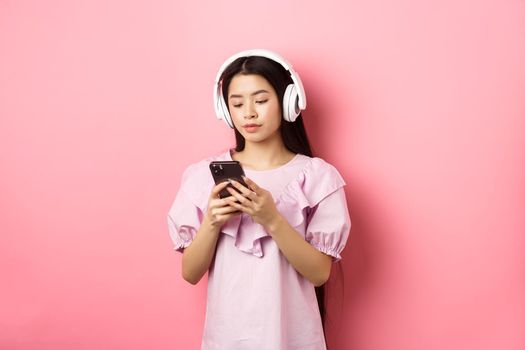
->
[209, 161, 249, 198]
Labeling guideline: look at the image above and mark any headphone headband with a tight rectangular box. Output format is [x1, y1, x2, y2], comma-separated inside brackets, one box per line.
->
[213, 49, 307, 127]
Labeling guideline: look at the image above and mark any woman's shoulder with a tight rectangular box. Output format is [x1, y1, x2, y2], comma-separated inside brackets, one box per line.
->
[176, 150, 230, 210]
[282, 154, 346, 195]
[179, 149, 230, 187]
[299, 154, 344, 180]
[276, 154, 347, 211]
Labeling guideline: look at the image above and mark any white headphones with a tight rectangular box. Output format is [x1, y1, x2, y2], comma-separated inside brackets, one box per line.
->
[213, 49, 307, 128]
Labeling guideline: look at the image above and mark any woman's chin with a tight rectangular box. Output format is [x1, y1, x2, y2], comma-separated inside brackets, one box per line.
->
[243, 135, 266, 143]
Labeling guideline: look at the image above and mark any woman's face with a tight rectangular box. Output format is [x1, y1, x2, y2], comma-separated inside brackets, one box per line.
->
[227, 73, 282, 143]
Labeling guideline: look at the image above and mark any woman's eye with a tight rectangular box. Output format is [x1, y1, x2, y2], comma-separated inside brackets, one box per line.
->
[256, 100, 268, 104]
[232, 104, 242, 108]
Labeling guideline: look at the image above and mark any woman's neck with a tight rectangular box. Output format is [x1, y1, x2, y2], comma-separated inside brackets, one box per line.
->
[233, 137, 295, 171]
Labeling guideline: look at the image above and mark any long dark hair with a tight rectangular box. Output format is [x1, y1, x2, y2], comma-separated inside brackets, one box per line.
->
[218, 55, 328, 333]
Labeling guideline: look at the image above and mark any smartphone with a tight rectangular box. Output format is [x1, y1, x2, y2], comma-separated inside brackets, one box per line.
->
[209, 161, 249, 199]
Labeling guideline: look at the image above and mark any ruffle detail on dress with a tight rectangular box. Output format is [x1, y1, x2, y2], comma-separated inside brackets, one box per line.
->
[220, 212, 268, 257]
[223, 157, 346, 258]
[274, 157, 346, 232]
[170, 225, 197, 251]
[181, 153, 346, 258]
[305, 231, 344, 261]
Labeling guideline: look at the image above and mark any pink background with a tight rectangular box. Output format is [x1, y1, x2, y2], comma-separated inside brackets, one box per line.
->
[1, 0, 524, 349]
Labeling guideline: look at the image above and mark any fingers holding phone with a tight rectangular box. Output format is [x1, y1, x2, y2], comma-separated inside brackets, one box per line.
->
[205, 181, 241, 228]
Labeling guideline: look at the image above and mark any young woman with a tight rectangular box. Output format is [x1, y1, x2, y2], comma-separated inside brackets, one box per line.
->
[168, 49, 351, 350]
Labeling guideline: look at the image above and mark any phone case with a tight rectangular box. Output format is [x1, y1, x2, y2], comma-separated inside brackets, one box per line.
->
[209, 161, 249, 198]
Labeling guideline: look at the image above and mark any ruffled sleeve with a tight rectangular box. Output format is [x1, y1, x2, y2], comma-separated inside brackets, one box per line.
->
[167, 162, 213, 253]
[304, 186, 351, 262]
[277, 157, 351, 262]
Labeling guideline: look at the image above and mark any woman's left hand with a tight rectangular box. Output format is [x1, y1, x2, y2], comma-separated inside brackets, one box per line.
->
[225, 176, 281, 228]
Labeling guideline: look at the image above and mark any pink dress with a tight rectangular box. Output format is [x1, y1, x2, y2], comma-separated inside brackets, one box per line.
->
[167, 148, 351, 350]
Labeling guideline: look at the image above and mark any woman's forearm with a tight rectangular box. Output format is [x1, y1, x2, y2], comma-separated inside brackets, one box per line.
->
[181, 218, 221, 285]
[265, 215, 332, 287]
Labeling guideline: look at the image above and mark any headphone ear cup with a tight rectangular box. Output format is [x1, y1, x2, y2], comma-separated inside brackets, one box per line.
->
[219, 94, 234, 128]
[283, 84, 299, 122]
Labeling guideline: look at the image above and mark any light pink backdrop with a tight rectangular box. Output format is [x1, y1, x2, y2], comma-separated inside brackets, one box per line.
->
[1, 1, 524, 349]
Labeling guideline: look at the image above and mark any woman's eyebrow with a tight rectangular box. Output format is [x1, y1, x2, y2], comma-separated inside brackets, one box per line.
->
[229, 90, 269, 99]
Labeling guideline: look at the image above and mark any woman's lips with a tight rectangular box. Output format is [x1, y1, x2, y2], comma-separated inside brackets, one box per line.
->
[243, 124, 261, 133]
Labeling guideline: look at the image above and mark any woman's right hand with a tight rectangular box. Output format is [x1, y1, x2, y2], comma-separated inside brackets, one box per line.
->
[181, 181, 239, 285]
[203, 181, 240, 228]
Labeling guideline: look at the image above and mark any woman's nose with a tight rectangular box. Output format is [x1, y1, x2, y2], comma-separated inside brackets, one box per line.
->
[243, 105, 257, 119]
